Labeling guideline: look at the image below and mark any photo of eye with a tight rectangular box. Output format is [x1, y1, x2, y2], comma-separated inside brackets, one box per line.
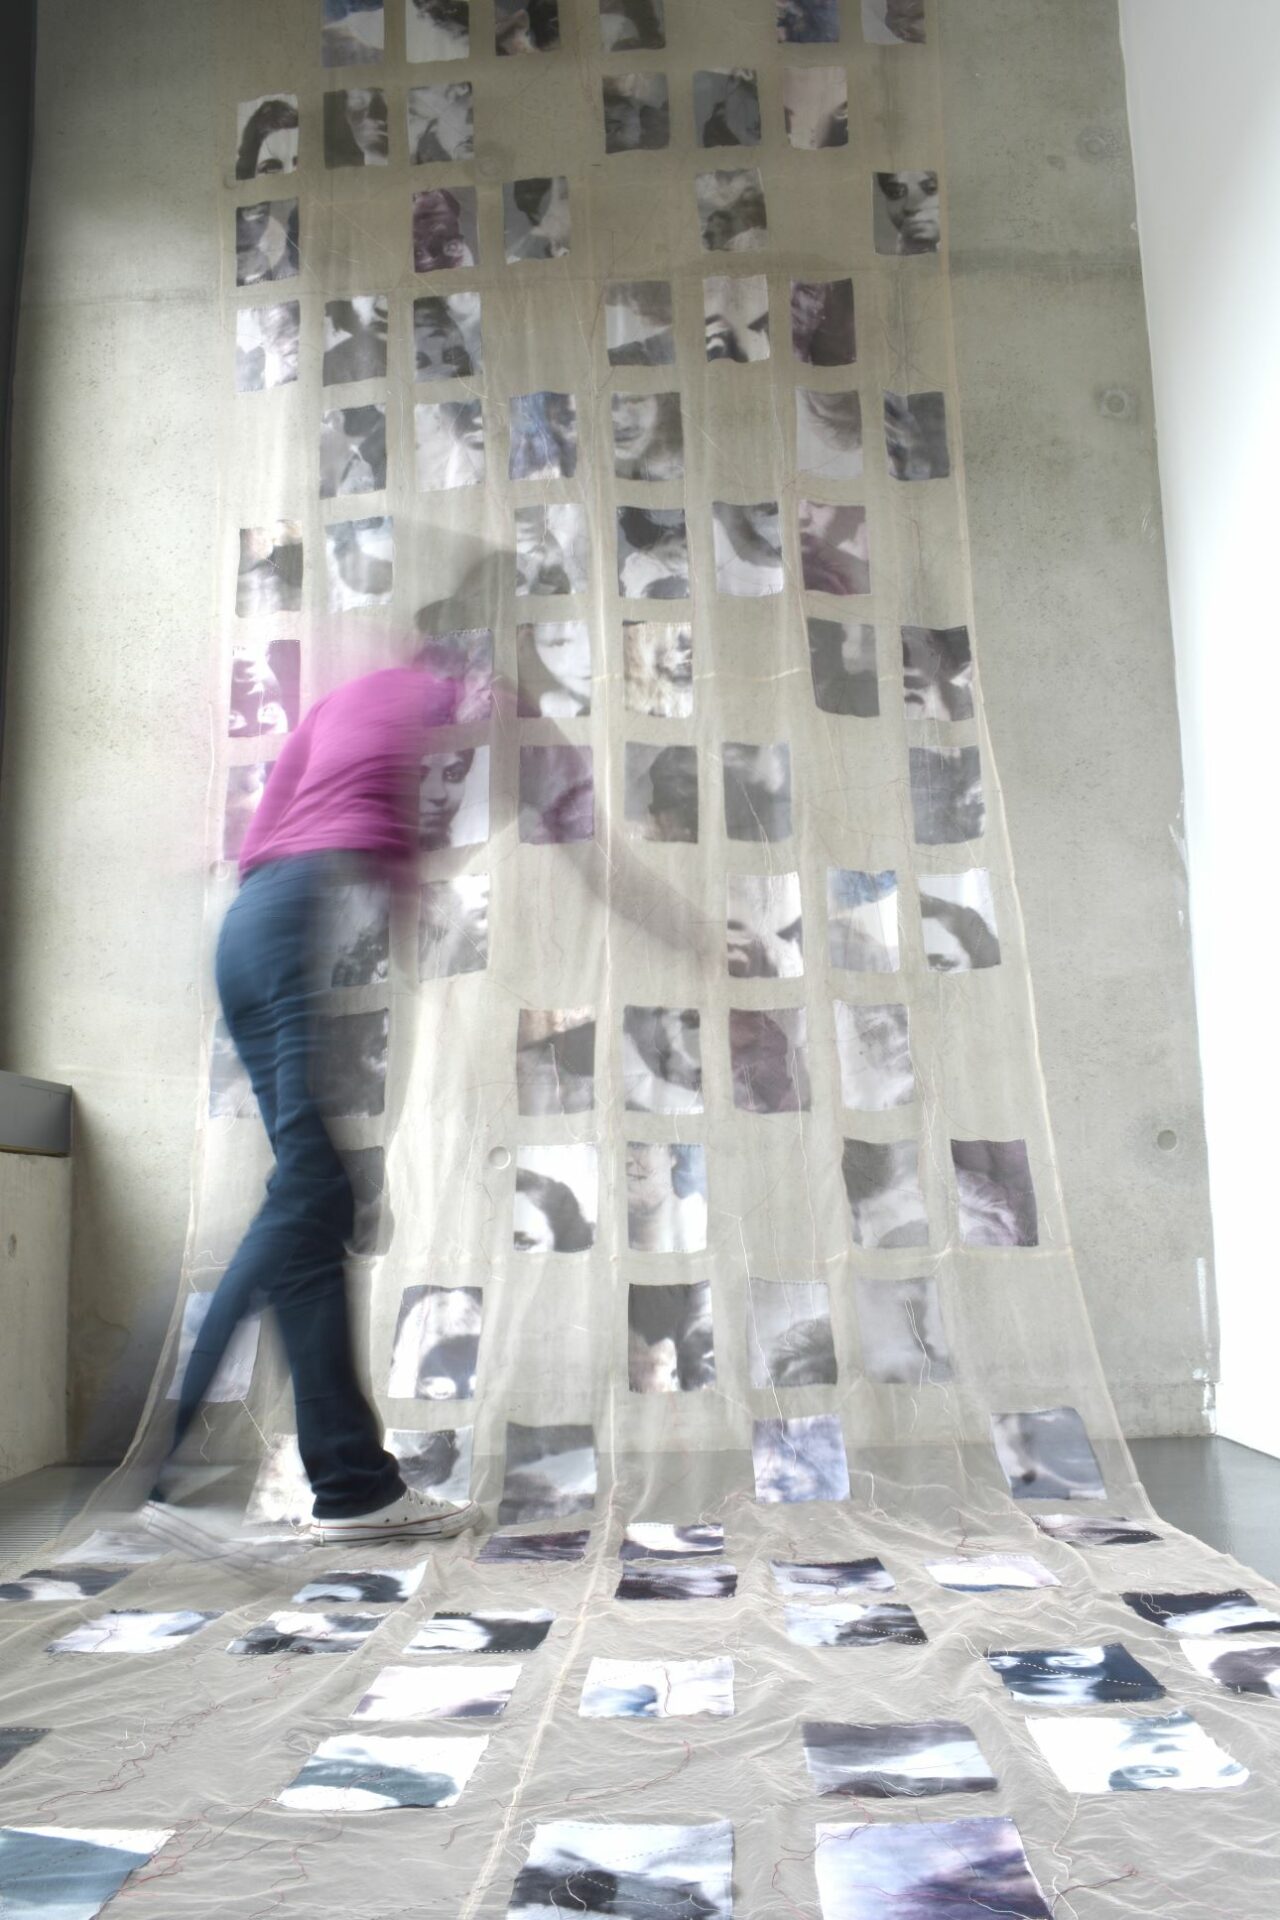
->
[696, 168, 768, 252]
[727, 871, 803, 978]
[504, 176, 571, 261]
[796, 389, 862, 478]
[509, 390, 579, 481]
[626, 1143, 708, 1253]
[407, 0, 471, 62]
[834, 1000, 913, 1110]
[414, 399, 486, 491]
[325, 516, 393, 612]
[518, 622, 592, 717]
[603, 72, 671, 153]
[704, 274, 770, 362]
[828, 868, 898, 972]
[408, 82, 474, 163]
[413, 292, 483, 381]
[713, 501, 784, 596]
[730, 1007, 811, 1113]
[792, 277, 856, 364]
[784, 66, 849, 148]
[874, 169, 941, 254]
[624, 619, 694, 718]
[722, 742, 791, 842]
[516, 1008, 596, 1116]
[612, 392, 684, 481]
[514, 1145, 598, 1253]
[236, 94, 299, 180]
[323, 88, 390, 168]
[902, 624, 974, 719]
[885, 390, 951, 480]
[606, 280, 675, 366]
[628, 1280, 715, 1390]
[323, 296, 388, 386]
[694, 68, 761, 148]
[809, 618, 879, 716]
[235, 302, 299, 393]
[1026, 1710, 1247, 1794]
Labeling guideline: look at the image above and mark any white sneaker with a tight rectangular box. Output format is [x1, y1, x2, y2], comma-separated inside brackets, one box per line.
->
[310, 1486, 481, 1545]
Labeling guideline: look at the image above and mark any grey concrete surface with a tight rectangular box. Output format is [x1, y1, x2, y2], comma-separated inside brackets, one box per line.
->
[0, 1150, 71, 1478]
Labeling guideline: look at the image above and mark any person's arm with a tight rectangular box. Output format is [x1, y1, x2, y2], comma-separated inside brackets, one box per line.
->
[236, 701, 319, 870]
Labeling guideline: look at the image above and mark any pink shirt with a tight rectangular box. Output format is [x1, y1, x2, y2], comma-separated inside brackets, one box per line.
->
[238, 667, 455, 878]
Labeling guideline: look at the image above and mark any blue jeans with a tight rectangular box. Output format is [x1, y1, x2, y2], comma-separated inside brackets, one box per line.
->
[173, 853, 403, 1519]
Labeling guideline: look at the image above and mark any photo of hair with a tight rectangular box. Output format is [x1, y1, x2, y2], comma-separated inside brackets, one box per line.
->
[517, 1008, 596, 1116]
[0, 1564, 132, 1604]
[874, 169, 941, 255]
[952, 1138, 1038, 1246]
[809, 619, 878, 717]
[581, 1657, 733, 1719]
[236, 521, 302, 616]
[603, 73, 671, 153]
[784, 66, 849, 148]
[324, 88, 389, 168]
[387, 1424, 473, 1504]
[727, 871, 804, 978]
[601, 0, 665, 50]
[987, 1644, 1164, 1707]
[814, 1816, 1053, 1920]
[617, 506, 690, 599]
[704, 273, 770, 362]
[0, 1829, 174, 1918]
[834, 1001, 913, 1110]
[293, 1564, 425, 1605]
[622, 1005, 702, 1113]
[747, 1278, 837, 1389]
[235, 198, 299, 286]
[694, 68, 761, 148]
[628, 1280, 715, 1390]
[414, 624, 494, 721]
[827, 870, 899, 972]
[606, 280, 675, 365]
[229, 639, 299, 737]
[854, 1275, 952, 1385]
[926, 1553, 1058, 1591]
[792, 277, 856, 364]
[1027, 1709, 1247, 1794]
[323, 0, 384, 65]
[712, 501, 784, 597]
[414, 291, 483, 380]
[419, 874, 489, 979]
[753, 1413, 850, 1503]
[236, 94, 299, 179]
[920, 868, 1000, 971]
[47, 1610, 219, 1656]
[621, 1521, 724, 1559]
[164, 1293, 259, 1405]
[770, 1558, 893, 1597]
[499, 1421, 597, 1524]
[1121, 1588, 1280, 1636]
[623, 619, 693, 717]
[504, 176, 571, 261]
[496, 0, 561, 53]
[799, 500, 869, 595]
[514, 1145, 598, 1252]
[415, 398, 485, 491]
[902, 624, 973, 720]
[354, 1663, 521, 1722]
[235, 301, 299, 393]
[408, 1610, 554, 1655]
[518, 745, 595, 844]
[509, 1822, 734, 1920]
[696, 168, 768, 252]
[841, 1139, 928, 1248]
[319, 404, 387, 497]
[388, 1285, 482, 1400]
[730, 1007, 811, 1113]
[797, 389, 862, 478]
[612, 392, 684, 481]
[909, 744, 985, 844]
[509, 390, 579, 481]
[862, 0, 926, 42]
[723, 742, 792, 842]
[223, 764, 273, 866]
[278, 1731, 487, 1812]
[321, 297, 387, 388]
[885, 390, 951, 481]
[407, 0, 471, 61]
[803, 1720, 997, 1799]
[1032, 1513, 1161, 1549]
[517, 622, 592, 717]
[777, 0, 840, 42]
[1179, 1639, 1280, 1698]
[615, 1566, 738, 1601]
[325, 515, 393, 610]
[990, 1406, 1107, 1502]
[227, 1610, 381, 1657]
[412, 187, 479, 271]
[478, 1529, 590, 1564]
[516, 504, 591, 596]
[786, 1601, 926, 1647]
[0, 1729, 46, 1773]
[626, 1143, 708, 1253]
[408, 82, 474, 163]
[624, 743, 699, 842]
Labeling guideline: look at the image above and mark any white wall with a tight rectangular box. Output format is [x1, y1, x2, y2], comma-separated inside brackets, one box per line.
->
[1121, 0, 1280, 1457]
[0, 1152, 71, 1480]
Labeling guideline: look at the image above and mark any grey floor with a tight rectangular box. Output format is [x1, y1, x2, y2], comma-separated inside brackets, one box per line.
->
[0, 1441, 1277, 1582]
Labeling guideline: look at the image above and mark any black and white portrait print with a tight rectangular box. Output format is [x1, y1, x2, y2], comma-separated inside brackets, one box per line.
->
[509, 390, 579, 480]
[408, 82, 474, 163]
[803, 1720, 997, 1799]
[885, 390, 951, 480]
[518, 622, 592, 717]
[825, 871, 898, 975]
[236, 94, 299, 179]
[235, 198, 299, 286]
[622, 1005, 703, 1114]
[920, 868, 1000, 971]
[696, 168, 768, 252]
[407, 0, 471, 62]
[504, 176, 571, 261]
[514, 1145, 598, 1252]
[325, 515, 393, 610]
[319, 880, 389, 987]
[874, 169, 941, 255]
[606, 280, 675, 366]
[621, 1521, 724, 1559]
[786, 1602, 926, 1647]
[412, 187, 479, 271]
[834, 1001, 913, 1110]
[753, 1413, 850, 1503]
[987, 1644, 1164, 1707]
[227, 1611, 381, 1657]
[910, 744, 985, 844]
[408, 1610, 554, 1654]
[694, 69, 761, 148]
[841, 1138, 928, 1248]
[516, 504, 591, 597]
[616, 1565, 738, 1601]
[624, 743, 699, 843]
[389, 1424, 473, 1503]
[509, 1822, 733, 1920]
[796, 389, 862, 478]
[612, 392, 684, 480]
[323, 0, 384, 65]
[499, 1422, 597, 1524]
[517, 1008, 596, 1115]
[1121, 1588, 1280, 1636]
[414, 291, 482, 380]
[991, 1407, 1107, 1502]
[388, 1285, 482, 1400]
[603, 73, 671, 153]
[0, 1828, 173, 1919]
[727, 871, 803, 978]
[952, 1138, 1038, 1246]
[862, 0, 927, 43]
[854, 1275, 952, 1384]
[704, 273, 770, 362]
[730, 1007, 811, 1113]
[624, 619, 693, 718]
[237, 521, 302, 617]
[601, 0, 665, 51]
[902, 624, 973, 719]
[323, 88, 389, 168]
[1026, 1711, 1247, 1794]
[581, 1657, 733, 1719]
[414, 398, 485, 491]
[626, 1142, 708, 1252]
[1179, 1639, 1280, 1698]
[293, 1564, 426, 1605]
[419, 874, 489, 979]
[222, 763, 273, 867]
[617, 506, 689, 599]
[628, 1281, 715, 1392]
[723, 742, 792, 841]
[323, 296, 388, 385]
[747, 1279, 837, 1389]
[784, 67, 849, 149]
[478, 1529, 590, 1564]
[1032, 1513, 1161, 1549]
[279, 1731, 487, 1812]
[319, 404, 387, 498]
[496, 0, 561, 53]
[809, 618, 879, 717]
[229, 639, 299, 737]
[814, 1818, 1053, 1920]
[799, 500, 869, 595]
[315, 1009, 389, 1118]
[354, 1662, 518, 1722]
[792, 277, 856, 364]
[713, 501, 784, 596]
[414, 624, 494, 721]
[235, 301, 299, 393]
[771, 1558, 893, 1597]
[518, 744, 595, 844]
[777, 0, 840, 42]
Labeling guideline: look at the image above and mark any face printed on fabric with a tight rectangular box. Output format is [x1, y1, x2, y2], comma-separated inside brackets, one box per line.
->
[987, 1644, 1165, 1706]
[408, 83, 474, 163]
[504, 176, 571, 260]
[617, 507, 690, 599]
[792, 277, 856, 364]
[407, 0, 471, 62]
[235, 199, 299, 286]
[516, 505, 591, 597]
[278, 1732, 487, 1812]
[237, 521, 303, 616]
[624, 619, 693, 717]
[626, 1145, 708, 1253]
[834, 1001, 913, 1110]
[518, 623, 592, 717]
[991, 1407, 1107, 1502]
[814, 1817, 1054, 1920]
[622, 1006, 702, 1113]
[910, 744, 985, 844]
[323, 88, 390, 168]
[713, 502, 784, 596]
[325, 516, 393, 610]
[854, 1275, 952, 1385]
[600, 0, 665, 50]
[841, 1138, 928, 1248]
[236, 95, 299, 180]
[696, 168, 768, 252]
[1121, 1588, 1280, 1636]
[628, 1281, 715, 1390]
[319, 405, 387, 498]
[746, 1280, 837, 1389]
[234, 302, 299, 392]
[414, 292, 483, 380]
[625, 744, 698, 843]
[875, 169, 941, 254]
[510, 391, 580, 481]
[722, 742, 791, 841]
[694, 69, 762, 148]
[415, 399, 486, 490]
[388, 1286, 482, 1400]
[517, 1009, 596, 1116]
[323, 0, 385, 66]
[519, 746, 595, 844]
[809, 619, 879, 717]
[603, 73, 671, 153]
[228, 639, 299, 737]
[413, 187, 479, 271]
[885, 390, 951, 480]
[799, 500, 869, 595]
[514, 1146, 598, 1252]
[952, 1138, 1038, 1246]
[293, 1564, 426, 1605]
[784, 67, 848, 149]
[606, 280, 675, 365]
[612, 392, 684, 480]
[496, 0, 561, 53]
[1181, 1639, 1280, 1698]
[704, 274, 770, 362]
[803, 1720, 998, 1799]
[508, 1822, 734, 1920]
[727, 872, 803, 978]
[419, 875, 489, 979]
[920, 868, 1000, 970]
[323, 295, 388, 386]
[1027, 1710, 1248, 1794]
[415, 627, 494, 721]
[730, 1007, 811, 1113]
[902, 624, 974, 720]
[753, 1414, 850, 1503]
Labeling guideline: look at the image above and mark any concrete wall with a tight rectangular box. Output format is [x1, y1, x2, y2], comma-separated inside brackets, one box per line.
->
[0, 1150, 71, 1479]
[0, 0, 1212, 1455]
[1120, 0, 1280, 1458]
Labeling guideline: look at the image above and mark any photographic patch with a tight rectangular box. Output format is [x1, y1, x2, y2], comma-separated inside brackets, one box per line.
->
[514, 1146, 599, 1254]
[278, 1731, 487, 1811]
[753, 1413, 850, 1503]
[388, 1286, 482, 1400]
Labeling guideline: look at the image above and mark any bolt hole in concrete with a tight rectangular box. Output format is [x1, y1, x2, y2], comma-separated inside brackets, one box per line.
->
[1157, 1129, 1178, 1151]
[1101, 387, 1133, 418]
[488, 1146, 512, 1171]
